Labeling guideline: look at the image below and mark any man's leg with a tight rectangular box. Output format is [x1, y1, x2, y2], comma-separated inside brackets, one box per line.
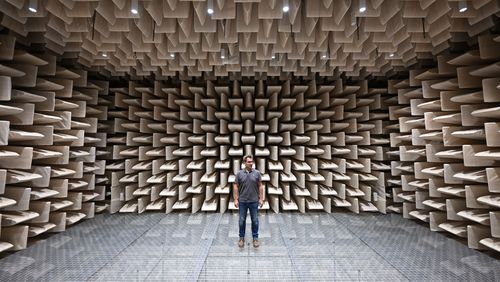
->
[249, 201, 259, 245]
[238, 202, 249, 241]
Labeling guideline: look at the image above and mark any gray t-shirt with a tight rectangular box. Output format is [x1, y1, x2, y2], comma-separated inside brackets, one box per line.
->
[235, 169, 261, 203]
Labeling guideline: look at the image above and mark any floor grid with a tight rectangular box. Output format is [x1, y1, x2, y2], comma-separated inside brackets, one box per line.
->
[0, 212, 499, 281]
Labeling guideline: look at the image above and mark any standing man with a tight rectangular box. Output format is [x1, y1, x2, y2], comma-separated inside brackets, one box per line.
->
[234, 155, 264, 248]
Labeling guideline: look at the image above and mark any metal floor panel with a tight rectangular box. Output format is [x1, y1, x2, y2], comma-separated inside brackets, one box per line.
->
[0, 212, 499, 282]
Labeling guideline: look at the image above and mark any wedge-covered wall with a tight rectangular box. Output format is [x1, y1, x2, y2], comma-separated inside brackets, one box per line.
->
[0, 34, 109, 253]
[388, 34, 500, 253]
[104, 78, 393, 215]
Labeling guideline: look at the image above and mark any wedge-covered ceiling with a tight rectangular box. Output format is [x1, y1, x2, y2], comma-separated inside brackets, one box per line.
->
[0, 0, 498, 77]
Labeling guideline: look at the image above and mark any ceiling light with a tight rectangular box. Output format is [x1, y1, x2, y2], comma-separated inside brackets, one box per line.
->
[283, 0, 289, 13]
[102, 53, 108, 57]
[170, 53, 175, 58]
[131, 0, 138, 15]
[221, 49, 226, 59]
[207, 0, 214, 14]
[389, 53, 394, 57]
[458, 1, 468, 13]
[359, 0, 366, 13]
[28, 0, 37, 13]
[271, 53, 275, 59]
[322, 54, 327, 59]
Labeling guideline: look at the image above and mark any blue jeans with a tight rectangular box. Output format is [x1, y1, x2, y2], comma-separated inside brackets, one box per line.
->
[238, 201, 259, 239]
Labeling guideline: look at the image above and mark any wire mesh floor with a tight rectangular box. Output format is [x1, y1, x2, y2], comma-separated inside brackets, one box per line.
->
[0, 212, 499, 281]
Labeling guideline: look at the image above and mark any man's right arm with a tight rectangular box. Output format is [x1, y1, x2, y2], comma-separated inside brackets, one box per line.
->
[233, 182, 239, 208]
[233, 173, 239, 208]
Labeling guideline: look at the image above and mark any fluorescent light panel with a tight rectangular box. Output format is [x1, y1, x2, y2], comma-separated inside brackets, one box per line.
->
[207, 0, 214, 14]
[458, 1, 468, 13]
[359, 0, 366, 13]
[131, 0, 138, 14]
[283, 0, 289, 12]
[28, 0, 37, 13]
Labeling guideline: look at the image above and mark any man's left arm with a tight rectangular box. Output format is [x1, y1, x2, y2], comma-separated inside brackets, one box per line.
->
[258, 181, 264, 207]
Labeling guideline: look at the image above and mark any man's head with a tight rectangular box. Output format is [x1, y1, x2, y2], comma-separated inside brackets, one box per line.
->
[243, 155, 253, 171]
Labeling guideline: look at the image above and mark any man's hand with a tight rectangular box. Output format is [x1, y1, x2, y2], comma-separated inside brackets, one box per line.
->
[234, 199, 239, 208]
[259, 198, 263, 208]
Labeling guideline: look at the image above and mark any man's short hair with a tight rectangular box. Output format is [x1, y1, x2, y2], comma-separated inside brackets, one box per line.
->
[243, 155, 253, 162]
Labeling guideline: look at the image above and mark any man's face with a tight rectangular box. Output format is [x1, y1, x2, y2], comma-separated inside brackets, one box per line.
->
[245, 158, 253, 170]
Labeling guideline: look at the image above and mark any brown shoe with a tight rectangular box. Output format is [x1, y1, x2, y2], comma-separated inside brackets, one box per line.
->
[238, 238, 245, 248]
[253, 239, 260, 248]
